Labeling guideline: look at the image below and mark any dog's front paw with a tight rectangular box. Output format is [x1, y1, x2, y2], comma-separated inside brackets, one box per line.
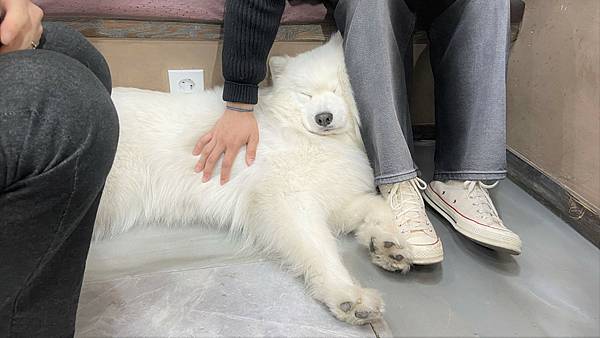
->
[327, 286, 383, 325]
[354, 199, 413, 273]
[369, 236, 411, 273]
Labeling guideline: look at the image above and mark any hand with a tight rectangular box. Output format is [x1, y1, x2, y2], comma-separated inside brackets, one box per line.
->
[0, 0, 44, 54]
[193, 102, 259, 185]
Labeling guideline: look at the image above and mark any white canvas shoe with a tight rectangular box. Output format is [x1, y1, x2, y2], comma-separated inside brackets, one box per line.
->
[423, 180, 522, 255]
[379, 178, 444, 265]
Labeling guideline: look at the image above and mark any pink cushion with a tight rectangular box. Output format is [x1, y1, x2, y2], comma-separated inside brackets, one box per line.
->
[35, 0, 329, 24]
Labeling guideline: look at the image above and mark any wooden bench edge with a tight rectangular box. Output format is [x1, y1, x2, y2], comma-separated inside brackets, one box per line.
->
[46, 17, 521, 44]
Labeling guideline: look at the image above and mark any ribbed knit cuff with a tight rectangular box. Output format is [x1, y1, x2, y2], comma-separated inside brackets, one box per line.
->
[223, 81, 259, 105]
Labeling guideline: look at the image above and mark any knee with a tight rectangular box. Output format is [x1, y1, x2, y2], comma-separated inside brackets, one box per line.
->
[0, 50, 118, 173]
[42, 21, 83, 41]
[0, 49, 115, 122]
[41, 22, 112, 93]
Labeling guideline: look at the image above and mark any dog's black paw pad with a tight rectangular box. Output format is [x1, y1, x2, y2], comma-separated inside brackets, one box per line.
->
[383, 241, 395, 248]
[355, 311, 371, 319]
[389, 254, 404, 261]
[340, 301, 353, 313]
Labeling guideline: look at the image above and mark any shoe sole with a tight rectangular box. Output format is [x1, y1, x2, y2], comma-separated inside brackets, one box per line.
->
[410, 239, 444, 265]
[412, 254, 444, 265]
[422, 188, 521, 255]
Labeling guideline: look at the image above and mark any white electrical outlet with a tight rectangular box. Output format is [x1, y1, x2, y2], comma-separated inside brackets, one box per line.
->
[168, 69, 204, 94]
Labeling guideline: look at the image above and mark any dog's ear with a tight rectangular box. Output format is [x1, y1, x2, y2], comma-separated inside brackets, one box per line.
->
[269, 55, 289, 79]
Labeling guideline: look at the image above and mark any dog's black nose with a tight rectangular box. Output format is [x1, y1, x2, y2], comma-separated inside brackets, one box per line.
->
[315, 112, 333, 127]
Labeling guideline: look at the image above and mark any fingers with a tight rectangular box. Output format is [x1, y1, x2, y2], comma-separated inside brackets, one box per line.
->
[194, 138, 216, 173]
[0, 2, 43, 54]
[0, 0, 29, 45]
[246, 132, 259, 166]
[193, 131, 213, 156]
[202, 144, 225, 183]
[192, 108, 260, 185]
[30, 4, 43, 42]
[220, 147, 241, 185]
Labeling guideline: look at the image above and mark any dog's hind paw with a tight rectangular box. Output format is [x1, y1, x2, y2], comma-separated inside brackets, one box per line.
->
[328, 287, 383, 325]
[369, 237, 412, 273]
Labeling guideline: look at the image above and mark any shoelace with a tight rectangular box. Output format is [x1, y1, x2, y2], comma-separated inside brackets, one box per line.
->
[388, 178, 432, 233]
[464, 181, 502, 225]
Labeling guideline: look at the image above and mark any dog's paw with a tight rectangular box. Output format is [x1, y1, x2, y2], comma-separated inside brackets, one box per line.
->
[328, 287, 384, 325]
[369, 236, 411, 273]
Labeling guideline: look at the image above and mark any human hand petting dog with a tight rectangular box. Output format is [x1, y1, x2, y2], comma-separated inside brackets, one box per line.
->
[0, 0, 44, 54]
[193, 102, 259, 185]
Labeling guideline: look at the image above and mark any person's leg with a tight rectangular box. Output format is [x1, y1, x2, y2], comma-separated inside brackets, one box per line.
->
[0, 47, 118, 337]
[39, 22, 113, 93]
[334, 0, 444, 266]
[422, 0, 522, 255]
[427, 0, 510, 181]
[334, 0, 418, 185]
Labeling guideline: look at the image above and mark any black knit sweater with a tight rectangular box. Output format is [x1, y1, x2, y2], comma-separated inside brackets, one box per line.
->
[222, 0, 285, 105]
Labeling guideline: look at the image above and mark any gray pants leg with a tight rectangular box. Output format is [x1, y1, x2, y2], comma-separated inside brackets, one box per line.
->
[0, 23, 118, 337]
[334, 0, 510, 184]
[335, 0, 418, 185]
[428, 0, 510, 181]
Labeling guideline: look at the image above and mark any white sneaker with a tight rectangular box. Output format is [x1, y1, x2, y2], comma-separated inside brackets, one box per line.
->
[379, 178, 444, 265]
[423, 180, 522, 255]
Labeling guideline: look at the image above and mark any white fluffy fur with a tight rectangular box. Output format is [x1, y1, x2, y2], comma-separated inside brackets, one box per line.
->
[95, 34, 412, 325]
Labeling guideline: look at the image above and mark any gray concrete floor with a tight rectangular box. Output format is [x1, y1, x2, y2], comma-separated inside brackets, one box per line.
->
[76, 141, 600, 337]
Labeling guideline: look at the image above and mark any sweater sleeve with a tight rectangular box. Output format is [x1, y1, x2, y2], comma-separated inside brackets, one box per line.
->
[222, 0, 285, 105]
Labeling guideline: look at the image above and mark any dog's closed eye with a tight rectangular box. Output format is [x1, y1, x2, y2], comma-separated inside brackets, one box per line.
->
[300, 92, 312, 99]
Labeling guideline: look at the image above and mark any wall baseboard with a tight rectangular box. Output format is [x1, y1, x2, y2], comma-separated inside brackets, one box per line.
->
[506, 149, 599, 248]
[413, 124, 599, 248]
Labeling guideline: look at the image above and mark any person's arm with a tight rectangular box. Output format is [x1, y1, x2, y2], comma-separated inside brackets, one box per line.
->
[193, 0, 285, 185]
[221, 0, 285, 104]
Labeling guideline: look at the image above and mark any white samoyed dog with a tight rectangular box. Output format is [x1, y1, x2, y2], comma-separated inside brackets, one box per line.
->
[95, 34, 412, 325]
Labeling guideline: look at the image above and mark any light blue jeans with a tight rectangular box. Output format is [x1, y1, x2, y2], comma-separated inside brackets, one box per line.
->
[334, 0, 510, 185]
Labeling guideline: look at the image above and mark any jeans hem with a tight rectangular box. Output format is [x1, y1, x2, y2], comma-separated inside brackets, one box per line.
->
[433, 170, 507, 181]
[374, 170, 418, 186]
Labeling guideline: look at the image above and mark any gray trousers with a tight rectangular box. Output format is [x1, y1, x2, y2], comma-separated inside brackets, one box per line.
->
[0, 23, 118, 337]
[334, 0, 510, 185]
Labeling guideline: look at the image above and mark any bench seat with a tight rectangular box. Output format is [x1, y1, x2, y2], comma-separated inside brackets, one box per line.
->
[35, 0, 524, 43]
